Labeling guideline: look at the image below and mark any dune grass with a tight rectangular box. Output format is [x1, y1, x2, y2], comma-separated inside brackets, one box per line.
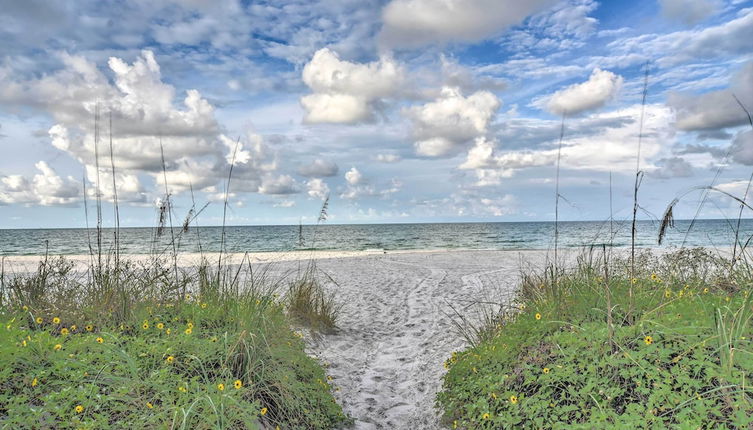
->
[0, 256, 350, 429]
[437, 248, 753, 429]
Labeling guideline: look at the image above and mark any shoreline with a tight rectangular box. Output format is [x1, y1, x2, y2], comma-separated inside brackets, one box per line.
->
[1, 248, 554, 269]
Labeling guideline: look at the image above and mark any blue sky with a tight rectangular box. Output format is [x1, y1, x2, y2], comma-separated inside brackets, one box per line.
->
[1, 0, 752, 228]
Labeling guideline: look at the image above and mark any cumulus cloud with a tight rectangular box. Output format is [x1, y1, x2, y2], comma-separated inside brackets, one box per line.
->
[407, 87, 501, 157]
[0, 51, 293, 204]
[669, 61, 753, 131]
[297, 158, 339, 177]
[0, 161, 80, 206]
[340, 167, 400, 200]
[459, 137, 557, 185]
[300, 48, 403, 124]
[659, 0, 721, 25]
[379, 0, 557, 49]
[731, 130, 753, 165]
[475, 104, 674, 176]
[258, 175, 298, 195]
[344, 167, 363, 185]
[648, 156, 695, 178]
[543, 68, 623, 115]
[306, 178, 330, 199]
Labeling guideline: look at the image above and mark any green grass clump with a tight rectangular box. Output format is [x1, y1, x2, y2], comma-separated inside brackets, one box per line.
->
[438, 248, 753, 429]
[0, 257, 349, 430]
[286, 275, 341, 333]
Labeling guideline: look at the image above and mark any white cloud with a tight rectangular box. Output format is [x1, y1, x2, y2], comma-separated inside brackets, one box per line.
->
[300, 48, 404, 124]
[543, 68, 623, 115]
[379, 0, 557, 49]
[0, 161, 80, 206]
[0, 50, 295, 204]
[502, 0, 599, 54]
[340, 167, 400, 200]
[476, 104, 675, 176]
[407, 86, 500, 157]
[344, 167, 363, 185]
[297, 158, 339, 177]
[459, 137, 557, 186]
[374, 153, 401, 163]
[609, 9, 753, 66]
[668, 61, 753, 131]
[659, 0, 721, 25]
[306, 178, 330, 199]
[258, 174, 298, 195]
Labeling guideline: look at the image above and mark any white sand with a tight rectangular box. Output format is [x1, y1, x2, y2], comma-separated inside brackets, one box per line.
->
[282, 249, 554, 429]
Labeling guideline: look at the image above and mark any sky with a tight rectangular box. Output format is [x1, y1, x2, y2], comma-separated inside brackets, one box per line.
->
[1, 0, 752, 228]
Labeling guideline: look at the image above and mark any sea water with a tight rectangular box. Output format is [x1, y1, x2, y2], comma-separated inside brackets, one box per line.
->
[0, 219, 749, 256]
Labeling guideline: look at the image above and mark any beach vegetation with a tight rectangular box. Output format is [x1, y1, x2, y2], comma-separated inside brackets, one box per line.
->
[0, 255, 350, 429]
[438, 248, 753, 428]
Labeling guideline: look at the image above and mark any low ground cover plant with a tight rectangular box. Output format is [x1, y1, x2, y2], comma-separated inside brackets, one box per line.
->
[438, 248, 753, 429]
[0, 256, 349, 429]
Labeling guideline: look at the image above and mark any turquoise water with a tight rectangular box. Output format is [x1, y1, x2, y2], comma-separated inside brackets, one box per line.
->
[0, 219, 749, 256]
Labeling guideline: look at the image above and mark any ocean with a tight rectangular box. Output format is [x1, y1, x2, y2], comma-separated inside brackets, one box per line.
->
[0, 219, 749, 256]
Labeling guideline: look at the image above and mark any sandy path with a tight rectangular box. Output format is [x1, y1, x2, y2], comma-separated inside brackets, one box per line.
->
[294, 250, 551, 429]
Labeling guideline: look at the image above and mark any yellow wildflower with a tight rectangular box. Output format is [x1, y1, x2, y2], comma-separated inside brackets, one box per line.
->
[644, 336, 653, 345]
[53, 317, 61, 325]
[146, 402, 153, 409]
[631, 278, 637, 284]
[187, 322, 194, 329]
[96, 337, 104, 344]
[53, 344, 62, 351]
[22, 340, 27, 347]
[61, 328, 69, 335]
[166, 328, 171, 335]
[142, 322, 149, 330]
[85, 325, 93, 332]
[535, 313, 542, 320]
[166, 355, 174, 364]
[32, 377, 38, 387]
[184, 327, 192, 335]
[234, 379, 242, 389]
[178, 386, 187, 392]
[260, 407, 268, 416]
[664, 290, 671, 298]
[70, 325, 77, 332]
[156, 323, 164, 330]
[651, 273, 658, 281]
[510, 395, 518, 404]
[482, 413, 490, 420]
[35, 317, 43, 324]
[543, 367, 550, 374]
[703, 288, 709, 294]
[217, 383, 225, 391]
[22, 305, 28, 311]
[201, 303, 207, 309]
[75, 405, 84, 413]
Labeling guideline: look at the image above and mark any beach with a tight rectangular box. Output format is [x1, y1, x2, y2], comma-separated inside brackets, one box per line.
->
[293, 249, 555, 429]
[3, 248, 555, 428]
[5, 246, 727, 429]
